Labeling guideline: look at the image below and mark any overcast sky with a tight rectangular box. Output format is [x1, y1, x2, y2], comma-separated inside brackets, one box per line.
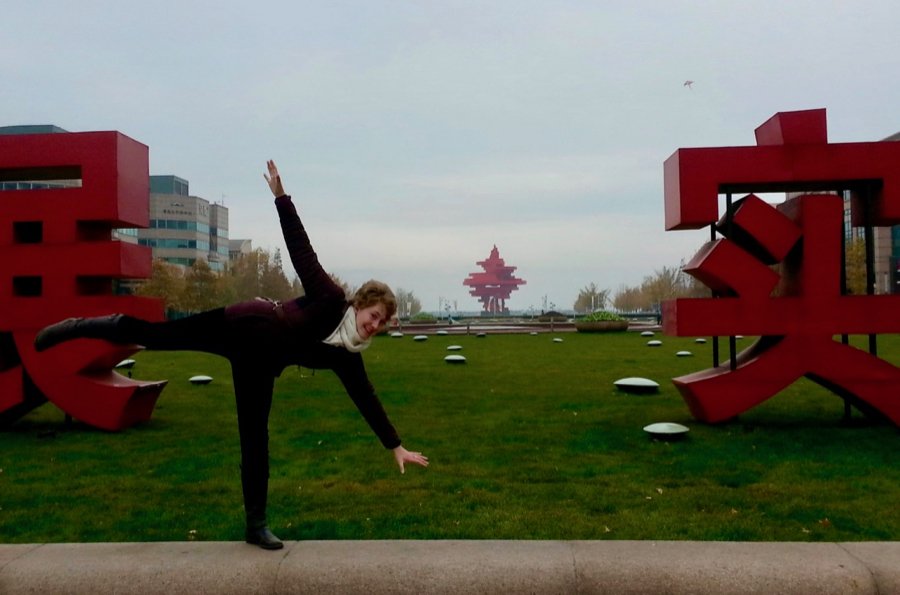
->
[5, 1, 899, 312]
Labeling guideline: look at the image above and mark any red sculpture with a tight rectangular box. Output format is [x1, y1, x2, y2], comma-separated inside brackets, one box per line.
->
[463, 245, 526, 314]
[0, 131, 167, 431]
[663, 109, 900, 426]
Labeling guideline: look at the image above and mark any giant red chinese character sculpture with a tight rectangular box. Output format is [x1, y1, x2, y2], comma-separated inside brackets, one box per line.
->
[463, 245, 526, 314]
[0, 131, 167, 431]
[663, 109, 900, 426]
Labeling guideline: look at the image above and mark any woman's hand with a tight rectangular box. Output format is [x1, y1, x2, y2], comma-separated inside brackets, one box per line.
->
[264, 159, 286, 197]
[392, 445, 429, 474]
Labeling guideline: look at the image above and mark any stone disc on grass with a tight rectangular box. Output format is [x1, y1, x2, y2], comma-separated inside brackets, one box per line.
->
[613, 377, 660, 394]
[643, 422, 689, 440]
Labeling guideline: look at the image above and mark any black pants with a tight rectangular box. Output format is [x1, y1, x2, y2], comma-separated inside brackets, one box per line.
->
[116, 310, 277, 529]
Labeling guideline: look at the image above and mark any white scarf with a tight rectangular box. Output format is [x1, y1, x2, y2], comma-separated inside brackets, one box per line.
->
[322, 307, 371, 352]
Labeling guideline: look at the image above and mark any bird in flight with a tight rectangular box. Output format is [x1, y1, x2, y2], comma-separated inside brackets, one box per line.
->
[684, 80, 694, 90]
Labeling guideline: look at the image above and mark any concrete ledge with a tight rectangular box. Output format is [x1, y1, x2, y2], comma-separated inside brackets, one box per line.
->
[1, 540, 897, 594]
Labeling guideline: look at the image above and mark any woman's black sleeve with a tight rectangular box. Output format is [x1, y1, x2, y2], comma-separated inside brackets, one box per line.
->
[274, 195, 342, 300]
[333, 353, 402, 449]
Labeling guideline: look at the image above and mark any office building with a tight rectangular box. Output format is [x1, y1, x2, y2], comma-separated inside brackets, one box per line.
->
[141, 175, 229, 271]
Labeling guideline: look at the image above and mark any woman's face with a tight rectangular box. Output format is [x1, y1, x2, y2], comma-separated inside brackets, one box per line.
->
[356, 303, 388, 340]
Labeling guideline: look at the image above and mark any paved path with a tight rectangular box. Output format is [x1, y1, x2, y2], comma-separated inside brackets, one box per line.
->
[2, 540, 898, 594]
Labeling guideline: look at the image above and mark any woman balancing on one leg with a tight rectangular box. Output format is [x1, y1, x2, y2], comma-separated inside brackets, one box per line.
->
[35, 160, 429, 550]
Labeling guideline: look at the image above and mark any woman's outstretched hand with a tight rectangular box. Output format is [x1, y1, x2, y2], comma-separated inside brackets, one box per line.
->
[264, 159, 286, 197]
[392, 445, 429, 474]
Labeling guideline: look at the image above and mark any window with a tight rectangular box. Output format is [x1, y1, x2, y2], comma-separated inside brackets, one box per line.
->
[13, 276, 42, 297]
[13, 221, 42, 244]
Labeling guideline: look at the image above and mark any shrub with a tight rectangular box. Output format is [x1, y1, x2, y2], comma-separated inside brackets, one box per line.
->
[581, 310, 625, 322]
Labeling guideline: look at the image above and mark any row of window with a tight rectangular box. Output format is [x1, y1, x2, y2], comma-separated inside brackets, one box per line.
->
[139, 238, 210, 251]
[144, 220, 231, 240]
[0, 181, 81, 190]
[149, 219, 211, 234]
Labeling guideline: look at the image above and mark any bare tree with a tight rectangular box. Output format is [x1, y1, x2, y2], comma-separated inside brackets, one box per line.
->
[612, 284, 647, 312]
[573, 283, 610, 313]
[394, 288, 422, 318]
[640, 266, 683, 309]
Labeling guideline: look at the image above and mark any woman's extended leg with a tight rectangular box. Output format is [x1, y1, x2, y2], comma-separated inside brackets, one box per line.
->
[35, 309, 231, 356]
[231, 363, 282, 550]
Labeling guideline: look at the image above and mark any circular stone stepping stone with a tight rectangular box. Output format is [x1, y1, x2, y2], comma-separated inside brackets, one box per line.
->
[390, 332, 404, 338]
[640, 331, 655, 337]
[447, 345, 462, 351]
[553, 338, 563, 343]
[643, 422, 690, 440]
[613, 377, 660, 394]
[436, 330, 449, 336]
[413, 335, 428, 341]
[189, 375, 213, 385]
[695, 338, 707, 344]
[647, 340, 662, 347]
[676, 351, 693, 357]
[444, 355, 466, 364]
[115, 359, 136, 369]
[530, 332, 539, 336]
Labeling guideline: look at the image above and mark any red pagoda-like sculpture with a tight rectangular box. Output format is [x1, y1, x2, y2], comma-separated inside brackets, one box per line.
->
[463, 245, 526, 314]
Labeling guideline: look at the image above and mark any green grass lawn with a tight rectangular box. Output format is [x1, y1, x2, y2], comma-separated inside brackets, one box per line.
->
[1, 331, 898, 543]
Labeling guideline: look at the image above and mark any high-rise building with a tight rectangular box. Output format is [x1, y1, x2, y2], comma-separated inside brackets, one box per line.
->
[141, 175, 229, 271]
[0, 125, 241, 272]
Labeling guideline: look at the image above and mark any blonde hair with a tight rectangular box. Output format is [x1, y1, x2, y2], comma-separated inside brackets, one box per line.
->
[351, 280, 397, 319]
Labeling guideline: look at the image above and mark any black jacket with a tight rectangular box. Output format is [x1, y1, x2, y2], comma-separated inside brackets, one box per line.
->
[225, 195, 400, 449]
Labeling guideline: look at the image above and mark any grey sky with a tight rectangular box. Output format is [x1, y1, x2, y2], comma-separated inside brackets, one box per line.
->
[4, 1, 899, 312]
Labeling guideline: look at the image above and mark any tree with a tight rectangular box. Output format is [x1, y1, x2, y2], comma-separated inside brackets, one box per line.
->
[844, 236, 868, 295]
[612, 284, 646, 312]
[611, 263, 704, 312]
[258, 248, 294, 302]
[640, 265, 683, 309]
[291, 276, 303, 297]
[225, 248, 295, 302]
[394, 288, 422, 318]
[181, 259, 220, 313]
[573, 283, 610, 313]
[229, 249, 264, 302]
[134, 259, 185, 312]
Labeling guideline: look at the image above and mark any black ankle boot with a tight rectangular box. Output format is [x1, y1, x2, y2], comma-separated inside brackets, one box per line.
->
[245, 526, 283, 550]
[34, 314, 124, 352]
